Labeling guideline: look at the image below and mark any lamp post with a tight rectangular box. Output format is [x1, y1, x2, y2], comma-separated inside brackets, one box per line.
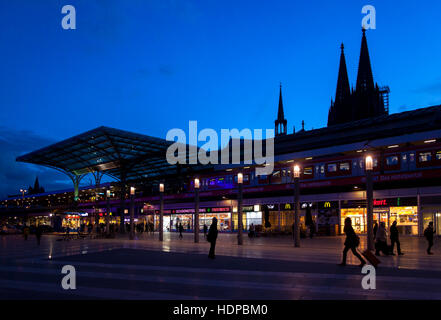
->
[159, 183, 164, 242]
[20, 188, 28, 226]
[20, 189, 27, 208]
[365, 155, 374, 251]
[106, 189, 111, 236]
[293, 165, 301, 248]
[194, 178, 200, 243]
[129, 186, 135, 240]
[237, 173, 243, 245]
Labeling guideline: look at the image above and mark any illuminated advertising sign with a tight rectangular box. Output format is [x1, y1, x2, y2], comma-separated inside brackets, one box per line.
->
[318, 201, 339, 209]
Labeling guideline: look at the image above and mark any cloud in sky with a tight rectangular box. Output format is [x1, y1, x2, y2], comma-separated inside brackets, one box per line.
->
[0, 127, 72, 198]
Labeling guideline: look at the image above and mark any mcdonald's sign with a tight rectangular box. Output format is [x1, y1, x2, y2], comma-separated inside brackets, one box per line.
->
[319, 201, 338, 209]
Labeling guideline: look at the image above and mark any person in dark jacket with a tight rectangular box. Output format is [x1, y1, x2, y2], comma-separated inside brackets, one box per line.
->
[207, 217, 218, 259]
[375, 222, 389, 256]
[390, 220, 403, 255]
[373, 222, 378, 241]
[424, 222, 435, 255]
[203, 224, 208, 238]
[339, 217, 366, 267]
[178, 223, 183, 239]
[35, 225, 43, 246]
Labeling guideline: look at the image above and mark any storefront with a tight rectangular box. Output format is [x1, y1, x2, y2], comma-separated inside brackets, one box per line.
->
[61, 213, 81, 231]
[341, 197, 418, 235]
[420, 196, 441, 236]
[201, 207, 231, 231]
[154, 207, 232, 232]
[262, 204, 279, 231]
[317, 201, 339, 235]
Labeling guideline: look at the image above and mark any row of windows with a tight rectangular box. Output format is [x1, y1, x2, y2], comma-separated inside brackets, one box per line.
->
[194, 150, 441, 189]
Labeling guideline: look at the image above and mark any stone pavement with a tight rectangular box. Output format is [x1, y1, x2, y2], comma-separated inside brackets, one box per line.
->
[0, 233, 440, 299]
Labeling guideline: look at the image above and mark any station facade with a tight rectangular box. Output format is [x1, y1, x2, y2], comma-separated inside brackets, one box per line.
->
[2, 29, 441, 237]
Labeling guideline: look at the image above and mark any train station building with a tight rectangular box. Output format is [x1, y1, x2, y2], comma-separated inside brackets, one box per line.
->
[2, 29, 441, 237]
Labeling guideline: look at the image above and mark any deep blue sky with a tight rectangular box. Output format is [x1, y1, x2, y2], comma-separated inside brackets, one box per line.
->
[1, 0, 441, 196]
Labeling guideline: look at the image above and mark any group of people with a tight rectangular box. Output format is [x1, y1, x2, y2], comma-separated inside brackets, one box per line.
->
[340, 217, 437, 266]
[21, 224, 43, 245]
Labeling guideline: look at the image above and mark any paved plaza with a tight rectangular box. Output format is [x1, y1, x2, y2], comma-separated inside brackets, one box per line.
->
[0, 232, 440, 299]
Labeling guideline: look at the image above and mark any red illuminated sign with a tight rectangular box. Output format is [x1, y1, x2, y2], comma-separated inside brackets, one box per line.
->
[374, 199, 387, 206]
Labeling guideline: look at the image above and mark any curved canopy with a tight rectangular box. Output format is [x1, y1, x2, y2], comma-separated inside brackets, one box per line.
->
[16, 126, 199, 182]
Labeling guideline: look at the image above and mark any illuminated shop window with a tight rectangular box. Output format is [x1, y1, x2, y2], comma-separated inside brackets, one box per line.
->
[436, 151, 441, 160]
[402, 154, 407, 162]
[303, 167, 313, 176]
[320, 165, 325, 174]
[409, 153, 415, 162]
[419, 152, 432, 162]
[339, 162, 350, 171]
[327, 163, 337, 172]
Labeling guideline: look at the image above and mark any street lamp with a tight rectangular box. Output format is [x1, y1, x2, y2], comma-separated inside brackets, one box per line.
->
[129, 186, 135, 240]
[237, 173, 243, 245]
[194, 178, 200, 243]
[20, 188, 28, 227]
[106, 189, 111, 236]
[293, 165, 301, 247]
[365, 155, 374, 251]
[20, 189, 27, 208]
[159, 183, 164, 242]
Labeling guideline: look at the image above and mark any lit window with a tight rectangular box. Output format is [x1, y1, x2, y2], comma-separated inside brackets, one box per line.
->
[320, 165, 325, 174]
[419, 152, 432, 162]
[327, 164, 337, 172]
[386, 156, 399, 166]
[410, 153, 415, 162]
[339, 162, 350, 171]
[304, 167, 313, 175]
[402, 154, 407, 162]
[436, 151, 441, 160]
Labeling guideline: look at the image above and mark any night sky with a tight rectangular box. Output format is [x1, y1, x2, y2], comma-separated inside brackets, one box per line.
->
[1, 0, 441, 197]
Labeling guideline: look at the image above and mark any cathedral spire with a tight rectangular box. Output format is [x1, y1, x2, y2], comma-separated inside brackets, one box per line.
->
[356, 28, 375, 92]
[277, 82, 284, 121]
[327, 43, 352, 126]
[335, 43, 351, 105]
[275, 82, 287, 136]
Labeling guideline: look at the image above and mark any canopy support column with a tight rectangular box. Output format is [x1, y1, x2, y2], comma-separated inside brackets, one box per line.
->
[120, 172, 127, 234]
[92, 171, 104, 233]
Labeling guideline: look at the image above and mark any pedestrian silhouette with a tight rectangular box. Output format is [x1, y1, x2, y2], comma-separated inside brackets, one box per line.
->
[373, 222, 378, 241]
[207, 217, 218, 259]
[390, 221, 403, 255]
[339, 217, 365, 267]
[35, 224, 43, 246]
[179, 223, 183, 239]
[203, 224, 207, 238]
[23, 225, 29, 240]
[424, 222, 435, 255]
[375, 222, 389, 256]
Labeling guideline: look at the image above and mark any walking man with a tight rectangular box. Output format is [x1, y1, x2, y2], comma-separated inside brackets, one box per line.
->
[375, 222, 389, 256]
[339, 217, 366, 267]
[390, 221, 404, 255]
[203, 224, 207, 238]
[424, 222, 435, 255]
[35, 224, 43, 246]
[178, 223, 183, 239]
[207, 217, 218, 259]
